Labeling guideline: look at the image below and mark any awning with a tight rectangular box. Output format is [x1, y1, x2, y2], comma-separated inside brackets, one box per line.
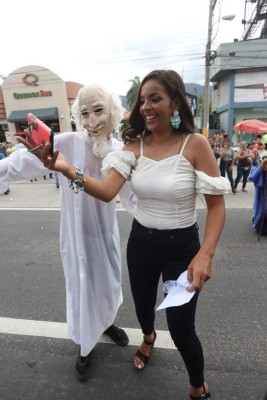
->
[7, 107, 58, 122]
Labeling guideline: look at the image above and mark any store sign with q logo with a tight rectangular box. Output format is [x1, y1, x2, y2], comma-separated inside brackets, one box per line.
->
[22, 73, 39, 86]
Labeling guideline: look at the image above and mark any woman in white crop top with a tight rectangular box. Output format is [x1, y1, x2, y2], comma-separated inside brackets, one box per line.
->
[23, 70, 231, 399]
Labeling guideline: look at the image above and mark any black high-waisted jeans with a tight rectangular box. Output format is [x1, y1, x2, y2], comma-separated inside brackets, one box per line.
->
[127, 219, 205, 388]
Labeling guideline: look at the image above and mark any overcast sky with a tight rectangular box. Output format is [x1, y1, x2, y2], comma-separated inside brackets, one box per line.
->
[1, 0, 259, 95]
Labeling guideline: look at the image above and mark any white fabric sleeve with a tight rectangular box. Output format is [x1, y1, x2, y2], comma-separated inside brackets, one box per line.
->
[195, 170, 232, 194]
[0, 148, 50, 193]
[101, 151, 136, 180]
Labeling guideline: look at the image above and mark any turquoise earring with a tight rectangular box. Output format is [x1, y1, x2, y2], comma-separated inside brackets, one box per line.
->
[170, 111, 181, 129]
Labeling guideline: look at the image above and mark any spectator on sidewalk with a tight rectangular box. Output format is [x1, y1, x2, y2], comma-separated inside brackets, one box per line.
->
[219, 138, 236, 194]
[0, 142, 7, 157]
[6, 143, 16, 157]
[43, 173, 53, 180]
[0, 143, 10, 195]
[208, 137, 219, 161]
[55, 172, 60, 188]
[213, 132, 221, 165]
[234, 141, 254, 192]
[252, 135, 263, 166]
[257, 141, 266, 165]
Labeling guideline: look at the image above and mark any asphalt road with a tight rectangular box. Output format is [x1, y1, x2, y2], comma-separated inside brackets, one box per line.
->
[0, 180, 266, 400]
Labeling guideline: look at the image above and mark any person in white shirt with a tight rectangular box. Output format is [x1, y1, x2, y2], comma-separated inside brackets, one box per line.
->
[20, 70, 230, 399]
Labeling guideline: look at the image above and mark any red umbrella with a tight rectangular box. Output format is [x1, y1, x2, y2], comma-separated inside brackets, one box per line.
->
[233, 119, 267, 134]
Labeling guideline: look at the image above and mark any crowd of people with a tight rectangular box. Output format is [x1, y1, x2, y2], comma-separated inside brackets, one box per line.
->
[208, 131, 267, 236]
[0, 69, 266, 398]
[208, 132, 266, 194]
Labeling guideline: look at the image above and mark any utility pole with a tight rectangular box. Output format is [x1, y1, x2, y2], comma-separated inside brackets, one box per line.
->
[203, 0, 217, 138]
[203, 1, 235, 137]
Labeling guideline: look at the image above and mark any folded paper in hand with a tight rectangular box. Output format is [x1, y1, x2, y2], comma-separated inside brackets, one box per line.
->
[156, 270, 195, 311]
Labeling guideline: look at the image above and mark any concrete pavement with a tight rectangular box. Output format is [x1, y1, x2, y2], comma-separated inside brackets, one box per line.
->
[0, 207, 266, 400]
[1, 175, 266, 400]
[0, 174, 256, 210]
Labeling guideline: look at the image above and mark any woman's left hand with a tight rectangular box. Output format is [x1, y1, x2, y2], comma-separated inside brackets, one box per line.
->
[186, 253, 212, 292]
[16, 132, 73, 176]
[16, 129, 42, 159]
[40, 143, 72, 176]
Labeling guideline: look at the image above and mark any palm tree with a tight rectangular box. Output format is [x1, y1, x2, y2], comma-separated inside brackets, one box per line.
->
[120, 76, 141, 134]
[0, 74, 6, 86]
[126, 76, 140, 110]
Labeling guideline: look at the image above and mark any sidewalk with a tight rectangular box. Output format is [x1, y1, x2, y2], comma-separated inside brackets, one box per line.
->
[0, 178, 61, 209]
[0, 177, 255, 210]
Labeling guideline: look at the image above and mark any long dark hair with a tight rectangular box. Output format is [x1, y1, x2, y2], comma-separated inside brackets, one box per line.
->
[122, 70, 195, 143]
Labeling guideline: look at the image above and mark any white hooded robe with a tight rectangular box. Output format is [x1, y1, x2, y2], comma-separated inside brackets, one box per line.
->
[0, 132, 135, 356]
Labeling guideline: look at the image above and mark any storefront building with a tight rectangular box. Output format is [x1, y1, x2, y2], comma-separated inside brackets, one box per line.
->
[210, 38, 267, 144]
[0, 65, 83, 142]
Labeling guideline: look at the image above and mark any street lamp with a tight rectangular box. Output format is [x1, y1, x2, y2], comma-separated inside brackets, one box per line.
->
[222, 14, 236, 21]
[203, 0, 235, 137]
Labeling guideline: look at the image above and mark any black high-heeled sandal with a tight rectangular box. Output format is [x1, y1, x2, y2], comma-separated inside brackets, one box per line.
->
[134, 331, 157, 370]
[189, 384, 211, 399]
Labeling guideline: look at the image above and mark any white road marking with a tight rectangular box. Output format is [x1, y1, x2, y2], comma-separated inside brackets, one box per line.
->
[0, 208, 60, 211]
[0, 208, 125, 211]
[0, 207, 174, 349]
[0, 317, 176, 350]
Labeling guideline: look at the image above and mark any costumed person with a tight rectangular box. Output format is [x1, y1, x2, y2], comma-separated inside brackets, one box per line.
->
[24, 70, 231, 399]
[0, 84, 136, 382]
[249, 133, 267, 237]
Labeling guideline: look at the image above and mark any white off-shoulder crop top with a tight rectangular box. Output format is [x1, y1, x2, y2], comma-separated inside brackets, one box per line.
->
[102, 134, 231, 229]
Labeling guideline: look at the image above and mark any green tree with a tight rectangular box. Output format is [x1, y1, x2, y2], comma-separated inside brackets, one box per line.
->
[196, 94, 203, 117]
[126, 76, 140, 110]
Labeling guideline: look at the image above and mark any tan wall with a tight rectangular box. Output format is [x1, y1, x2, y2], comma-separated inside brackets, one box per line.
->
[2, 65, 83, 137]
[66, 81, 84, 100]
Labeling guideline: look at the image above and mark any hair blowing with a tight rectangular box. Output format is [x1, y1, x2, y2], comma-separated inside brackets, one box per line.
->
[122, 70, 195, 143]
